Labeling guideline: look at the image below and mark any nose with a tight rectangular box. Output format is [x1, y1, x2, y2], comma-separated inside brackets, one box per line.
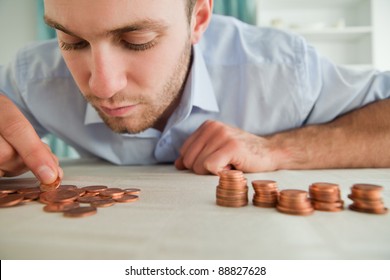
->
[88, 45, 127, 99]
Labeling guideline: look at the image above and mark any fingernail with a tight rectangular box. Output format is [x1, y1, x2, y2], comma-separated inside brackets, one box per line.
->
[37, 165, 57, 183]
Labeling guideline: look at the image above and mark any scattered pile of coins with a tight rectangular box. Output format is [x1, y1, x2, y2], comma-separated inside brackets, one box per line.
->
[309, 182, 344, 212]
[0, 178, 141, 218]
[348, 183, 388, 214]
[277, 189, 314, 216]
[216, 170, 388, 216]
[216, 170, 248, 207]
[252, 180, 278, 208]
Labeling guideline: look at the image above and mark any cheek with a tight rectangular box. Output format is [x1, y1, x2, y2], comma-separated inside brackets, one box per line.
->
[128, 43, 186, 88]
[61, 52, 90, 90]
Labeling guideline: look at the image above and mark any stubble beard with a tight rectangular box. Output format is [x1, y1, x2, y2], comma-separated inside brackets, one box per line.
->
[86, 39, 193, 134]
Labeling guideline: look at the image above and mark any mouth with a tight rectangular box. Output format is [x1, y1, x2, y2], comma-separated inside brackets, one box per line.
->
[100, 104, 139, 117]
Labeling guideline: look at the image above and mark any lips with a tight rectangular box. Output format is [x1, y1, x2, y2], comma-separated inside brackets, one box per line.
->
[100, 104, 138, 117]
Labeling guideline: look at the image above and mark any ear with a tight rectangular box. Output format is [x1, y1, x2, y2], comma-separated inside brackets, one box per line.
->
[190, 0, 213, 44]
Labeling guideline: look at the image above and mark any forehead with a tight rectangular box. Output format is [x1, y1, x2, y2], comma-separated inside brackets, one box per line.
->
[44, 0, 186, 33]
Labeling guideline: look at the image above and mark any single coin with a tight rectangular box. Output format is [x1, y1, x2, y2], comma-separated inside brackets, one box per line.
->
[115, 194, 139, 203]
[77, 196, 104, 204]
[123, 188, 141, 195]
[63, 206, 97, 218]
[0, 189, 17, 194]
[91, 198, 116, 208]
[252, 180, 277, 190]
[43, 202, 80, 213]
[81, 185, 108, 193]
[216, 199, 248, 208]
[0, 194, 24, 207]
[40, 176, 61, 192]
[17, 187, 41, 194]
[349, 205, 388, 215]
[352, 183, 383, 192]
[252, 200, 277, 208]
[100, 188, 125, 198]
[40, 190, 79, 203]
[22, 192, 40, 202]
[276, 204, 314, 216]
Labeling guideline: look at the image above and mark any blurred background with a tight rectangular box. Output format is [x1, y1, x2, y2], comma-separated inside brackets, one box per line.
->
[1, 0, 389, 158]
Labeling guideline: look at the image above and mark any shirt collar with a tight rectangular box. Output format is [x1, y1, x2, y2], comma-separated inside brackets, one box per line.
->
[190, 44, 219, 113]
[163, 44, 219, 129]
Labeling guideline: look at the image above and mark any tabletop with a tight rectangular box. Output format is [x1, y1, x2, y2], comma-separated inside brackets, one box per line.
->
[0, 159, 389, 260]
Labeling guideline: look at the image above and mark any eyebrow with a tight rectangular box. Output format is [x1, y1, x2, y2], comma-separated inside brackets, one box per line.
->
[44, 15, 168, 38]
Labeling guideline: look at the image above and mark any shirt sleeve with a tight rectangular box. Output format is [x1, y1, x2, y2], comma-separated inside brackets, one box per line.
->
[0, 51, 49, 138]
[298, 41, 390, 125]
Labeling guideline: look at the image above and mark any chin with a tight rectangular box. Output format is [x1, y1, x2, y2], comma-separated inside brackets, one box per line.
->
[104, 118, 156, 134]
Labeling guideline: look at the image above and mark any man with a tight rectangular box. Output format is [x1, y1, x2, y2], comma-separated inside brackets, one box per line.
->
[0, 0, 390, 186]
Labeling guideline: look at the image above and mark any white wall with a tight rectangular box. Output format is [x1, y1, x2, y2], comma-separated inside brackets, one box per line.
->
[0, 0, 38, 64]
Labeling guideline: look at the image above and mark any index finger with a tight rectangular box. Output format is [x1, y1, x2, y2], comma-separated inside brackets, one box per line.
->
[0, 95, 59, 184]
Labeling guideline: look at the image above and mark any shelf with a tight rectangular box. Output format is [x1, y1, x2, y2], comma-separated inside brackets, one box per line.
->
[289, 26, 372, 41]
[258, 0, 369, 10]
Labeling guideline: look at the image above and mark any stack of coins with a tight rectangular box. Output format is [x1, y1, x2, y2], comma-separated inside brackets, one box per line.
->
[309, 182, 344, 212]
[251, 180, 279, 208]
[349, 184, 388, 214]
[0, 178, 141, 218]
[277, 189, 314, 216]
[216, 170, 248, 207]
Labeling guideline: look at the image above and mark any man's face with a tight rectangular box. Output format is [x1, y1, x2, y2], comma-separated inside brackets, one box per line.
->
[44, 0, 193, 133]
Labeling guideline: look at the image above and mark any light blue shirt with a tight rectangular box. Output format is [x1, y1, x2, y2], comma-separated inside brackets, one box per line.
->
[1, 15, 390, 165]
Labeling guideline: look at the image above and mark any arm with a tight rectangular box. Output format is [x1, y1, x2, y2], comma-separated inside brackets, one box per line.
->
[175, 99, 390, 174]
[0, 94, 62, 183]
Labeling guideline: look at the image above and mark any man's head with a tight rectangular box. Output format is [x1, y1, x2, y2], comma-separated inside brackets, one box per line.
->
[44, 0, 212, 133]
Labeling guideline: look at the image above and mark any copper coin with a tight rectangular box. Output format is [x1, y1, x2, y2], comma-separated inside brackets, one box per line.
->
[218, 170, 244, 179]
[23, 192, 40, 201]
[276, 204, 314, 216]
[17, 187, 41, 194]
[63, 206, 97, 218]
[216, 187, 248, 196]
[216, 194, 248, 201]
[0, 189, 17, 194]
[0, 194, 24, 207]
[123, 188, 141, 195]
[216, 199, 248, 208]
[43, 202, 80, 213]
[351, 186, 381, 200]
[253, 195, 278, 204]
[310, 182, 340, 192]
[349, 205, 388, 215]
[40, 190, 79, 203]
[115, 194, 139, 203]
[81, 185, 108, 193]
[91, 198, 116, 208]
[252, 180, 277, 190]
[352, 183, 383, 192]
[77, 196, 104, 204]
[100, 188, 125, 198]
[40, 176, 61, 192]
[279, 189, 308, 199]
[252, 200, 277, 208]
[311, 200, 344, 212]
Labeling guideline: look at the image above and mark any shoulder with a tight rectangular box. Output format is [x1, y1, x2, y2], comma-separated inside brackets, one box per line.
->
[14, 39, 70, 84]
[199, 14, 310, 66]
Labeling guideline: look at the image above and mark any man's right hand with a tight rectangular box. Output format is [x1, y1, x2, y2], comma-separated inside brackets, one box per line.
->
[0, 94, 62, 184]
